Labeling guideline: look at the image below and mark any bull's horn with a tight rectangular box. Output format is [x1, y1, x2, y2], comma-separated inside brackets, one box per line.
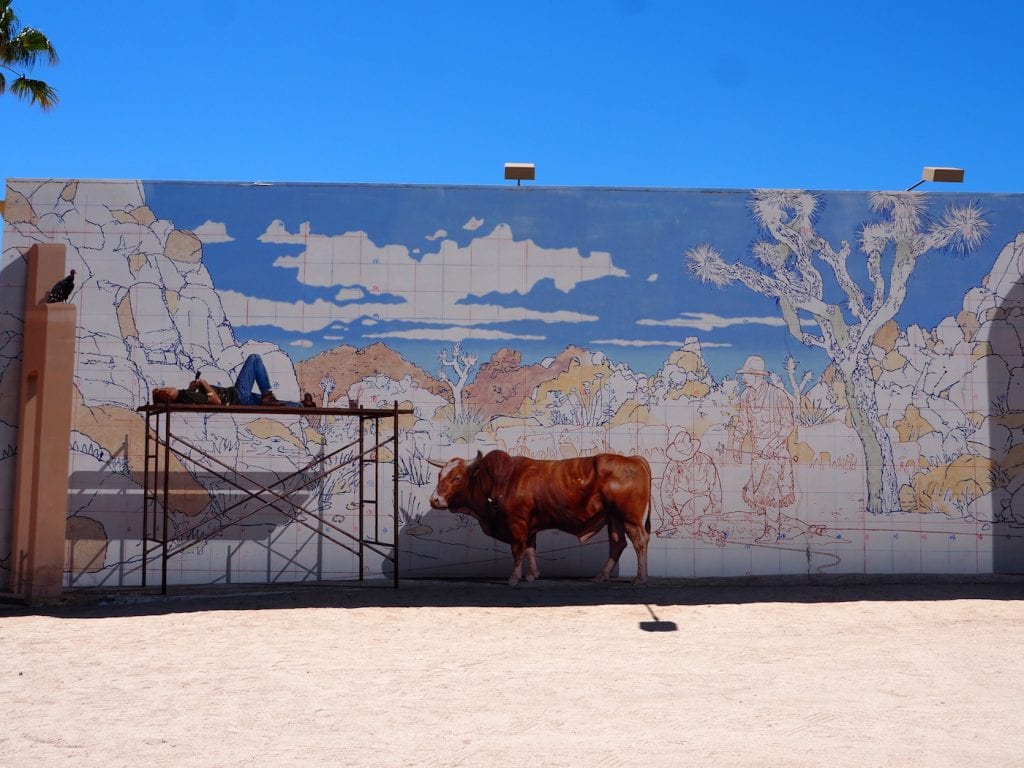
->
[425, 457, 447, 468]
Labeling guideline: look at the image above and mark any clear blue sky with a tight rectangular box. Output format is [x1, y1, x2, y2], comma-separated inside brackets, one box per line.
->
[3, 0, 1023, 192]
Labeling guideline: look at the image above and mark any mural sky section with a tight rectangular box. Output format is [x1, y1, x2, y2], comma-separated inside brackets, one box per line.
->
[144, 183, 1023, 382]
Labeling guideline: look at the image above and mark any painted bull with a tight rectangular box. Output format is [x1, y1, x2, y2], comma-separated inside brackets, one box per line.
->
[428, 450, 651, 585]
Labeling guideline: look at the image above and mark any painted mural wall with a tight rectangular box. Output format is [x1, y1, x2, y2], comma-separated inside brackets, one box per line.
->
[2, 178, 1023, 588]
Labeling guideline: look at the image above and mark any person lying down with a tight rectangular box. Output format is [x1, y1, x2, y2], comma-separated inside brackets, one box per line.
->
[151, 353, 315, 408]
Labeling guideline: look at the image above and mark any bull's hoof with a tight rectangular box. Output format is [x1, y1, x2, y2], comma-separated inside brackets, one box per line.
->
[525, 573, 537, 583]
[592, 573, 610, 583]
[507, 575, 521, 586]
[631, 576, 649, 585]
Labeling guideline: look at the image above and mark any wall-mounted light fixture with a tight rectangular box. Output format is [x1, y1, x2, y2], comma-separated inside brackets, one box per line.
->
[504, 162, 535, 186]
[907, 166, 965, 191]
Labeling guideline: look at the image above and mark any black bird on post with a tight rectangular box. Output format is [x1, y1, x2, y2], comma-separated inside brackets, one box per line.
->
[45, 269, 75, 303]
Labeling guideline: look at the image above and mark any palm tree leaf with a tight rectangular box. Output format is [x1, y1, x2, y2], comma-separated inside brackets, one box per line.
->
[10, 75, 57, 109]
[0, 2, 59, 110]
[12, 27, 59, 65]
[0, 1, 17, 40]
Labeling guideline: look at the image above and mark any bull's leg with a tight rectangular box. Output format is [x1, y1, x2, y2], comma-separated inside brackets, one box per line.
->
[524, 533, 540, 582]
[508, 552, 523, 586]
[594, 519, 628, 582]
[624, 519, 650, 584]
[507, 548, 524, 585]
[508, 540, 527, 586]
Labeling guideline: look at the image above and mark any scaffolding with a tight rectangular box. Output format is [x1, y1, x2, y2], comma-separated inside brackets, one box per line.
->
[137, 401, 412, 593]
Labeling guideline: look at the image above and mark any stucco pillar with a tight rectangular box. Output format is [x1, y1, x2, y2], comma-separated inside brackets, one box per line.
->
[10, 243, 76, 603]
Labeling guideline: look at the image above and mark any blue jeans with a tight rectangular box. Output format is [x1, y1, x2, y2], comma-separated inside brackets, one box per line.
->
[232, 354, 299, 406]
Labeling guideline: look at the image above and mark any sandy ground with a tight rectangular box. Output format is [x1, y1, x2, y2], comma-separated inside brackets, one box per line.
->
[2, 577, 1024, 768]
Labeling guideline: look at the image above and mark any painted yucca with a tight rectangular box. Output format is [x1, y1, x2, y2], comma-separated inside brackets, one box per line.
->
[687, 189, 990, 515]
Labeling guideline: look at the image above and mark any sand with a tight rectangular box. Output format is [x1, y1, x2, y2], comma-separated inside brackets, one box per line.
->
[2, 578, 1023, 768]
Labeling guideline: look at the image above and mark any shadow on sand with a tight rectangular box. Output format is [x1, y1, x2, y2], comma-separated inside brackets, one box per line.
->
[3, 573, 1022, 621]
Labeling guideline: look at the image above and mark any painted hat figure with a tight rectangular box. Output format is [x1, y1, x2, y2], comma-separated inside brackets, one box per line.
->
[737, 354, 769, 377]
[731, 353, 796, 541]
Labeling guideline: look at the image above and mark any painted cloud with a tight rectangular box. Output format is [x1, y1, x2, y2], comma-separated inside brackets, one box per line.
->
[364, 327, 546, 342]
[638, 311, 814, 332]
[191, 220, 235, 243]
[232, 221, 623, 331]
[591, 337, 732, 348]
[217, 290, 598, 334]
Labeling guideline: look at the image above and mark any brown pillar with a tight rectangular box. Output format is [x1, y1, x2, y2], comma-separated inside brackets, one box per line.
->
[10, 243, 76, 603]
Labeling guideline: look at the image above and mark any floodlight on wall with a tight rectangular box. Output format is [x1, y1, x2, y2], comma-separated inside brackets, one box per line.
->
[907, 166, 965, 191]
[504, 162, 535, 186]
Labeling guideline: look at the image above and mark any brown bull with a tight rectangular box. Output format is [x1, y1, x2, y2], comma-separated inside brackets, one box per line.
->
[429, 450, 651, 585]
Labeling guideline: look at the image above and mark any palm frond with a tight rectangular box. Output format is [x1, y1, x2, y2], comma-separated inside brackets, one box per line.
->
[10, 75, 57, 109]
[1, 3, 59, 109]
[12, 27, 58, 65]
[0, 1, 18, 40]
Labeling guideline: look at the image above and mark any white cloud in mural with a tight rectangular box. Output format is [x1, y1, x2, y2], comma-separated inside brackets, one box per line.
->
[218, 289, 596, 333]
[260, 220, 311, 242]
[240, 221, 619, 331]
[637, 311, 815, 332]
[191, 220, 235, 243]
[647, 274, 658, 282]
[290, 339, 313, 348]
[335, 287, 363, 302]
[591, 338, 733, 348]
[425, 229, 447, 241]
[365, 327, 545, 342]
[463, 217, 484, 231]
[323, 334, 344, 340]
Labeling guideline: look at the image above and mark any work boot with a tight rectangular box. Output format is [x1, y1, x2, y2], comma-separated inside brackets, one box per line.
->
[260, 391, 283, 406]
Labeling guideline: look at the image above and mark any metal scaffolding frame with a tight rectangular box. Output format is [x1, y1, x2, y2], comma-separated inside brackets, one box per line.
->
[137, 401, 412, 593]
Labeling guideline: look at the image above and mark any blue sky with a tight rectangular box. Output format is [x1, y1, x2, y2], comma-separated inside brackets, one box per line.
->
[2, 0, 1023, 192]
[4, 1, 1024, 382]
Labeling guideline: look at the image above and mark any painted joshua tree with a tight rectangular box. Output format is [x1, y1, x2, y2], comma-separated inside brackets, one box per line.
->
[438, 341, 477, 421]
[687, 190, 989, 514]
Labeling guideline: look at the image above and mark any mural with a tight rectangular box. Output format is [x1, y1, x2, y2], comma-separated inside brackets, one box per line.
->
[2, 178, 1024, 588]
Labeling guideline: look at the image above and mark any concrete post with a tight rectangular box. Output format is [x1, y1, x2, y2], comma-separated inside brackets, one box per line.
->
[10, 243, 76, 603]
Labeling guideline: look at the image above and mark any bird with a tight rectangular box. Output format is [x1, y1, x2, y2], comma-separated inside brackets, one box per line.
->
[45, 269, 76, 303]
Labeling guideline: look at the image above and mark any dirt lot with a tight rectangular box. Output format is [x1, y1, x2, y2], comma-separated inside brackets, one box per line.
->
[2, 577, 1023, 768]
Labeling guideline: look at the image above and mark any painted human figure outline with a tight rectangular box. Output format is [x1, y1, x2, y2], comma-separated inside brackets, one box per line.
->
[656, 428, 723, 541]
[731, 355, 796, 542]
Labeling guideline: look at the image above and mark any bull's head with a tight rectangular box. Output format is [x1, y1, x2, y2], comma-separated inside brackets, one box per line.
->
[427, 451, 482, 510]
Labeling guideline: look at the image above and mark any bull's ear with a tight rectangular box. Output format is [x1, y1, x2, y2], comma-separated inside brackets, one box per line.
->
[475, 450, 483, 461]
